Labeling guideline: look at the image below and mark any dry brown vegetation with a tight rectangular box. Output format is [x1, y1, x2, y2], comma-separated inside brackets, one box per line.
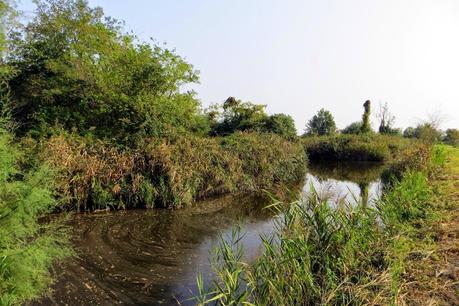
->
[39, 132, 307, 210]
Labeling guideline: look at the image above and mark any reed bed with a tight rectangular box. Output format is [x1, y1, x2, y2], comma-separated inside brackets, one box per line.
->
[195, 145, 446, 305]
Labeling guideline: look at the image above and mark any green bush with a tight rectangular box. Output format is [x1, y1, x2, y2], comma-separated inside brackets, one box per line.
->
[7, 0, 208, 144]
[302, 134, 411, 162]
[0, 129, 70, 305]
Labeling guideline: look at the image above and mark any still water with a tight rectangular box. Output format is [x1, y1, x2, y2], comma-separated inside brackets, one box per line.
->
[38, 162, 385, 305]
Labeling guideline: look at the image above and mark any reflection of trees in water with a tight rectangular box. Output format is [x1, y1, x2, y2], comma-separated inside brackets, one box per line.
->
[307, 161, 386, 185]
[358, 182, 369, 205]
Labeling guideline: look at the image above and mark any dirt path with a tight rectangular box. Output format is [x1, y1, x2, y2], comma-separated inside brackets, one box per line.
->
[403, 146, 459, 305]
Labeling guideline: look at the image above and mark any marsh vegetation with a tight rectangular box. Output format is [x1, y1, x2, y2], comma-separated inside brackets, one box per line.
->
[0, 0, 458, 305]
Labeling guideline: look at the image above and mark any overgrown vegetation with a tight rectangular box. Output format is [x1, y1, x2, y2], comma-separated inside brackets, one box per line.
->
[195, 140, 449, 305]
[39, 131, 306, 210]
[0, 128, 71, 305]
[303, 133, 412, 162]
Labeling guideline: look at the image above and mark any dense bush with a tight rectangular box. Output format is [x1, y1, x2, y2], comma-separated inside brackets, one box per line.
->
[0, 129, 70, 305]
[341, 121, 363, 135]
[444, 128, 459, 147]
[209, 97, 297, 138]
[302, 134, 411, 162]
[41, 131, 307, 210]
[7, 0, 208, 144]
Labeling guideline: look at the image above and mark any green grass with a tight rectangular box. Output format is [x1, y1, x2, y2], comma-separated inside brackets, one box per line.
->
[195, 144, 446, 305]
[302, 134, 413, 162]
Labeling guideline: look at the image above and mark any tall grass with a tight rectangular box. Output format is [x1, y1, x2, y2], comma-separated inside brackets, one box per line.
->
[303, 134, 412, 162]
[38, 131, 307, 210]
[0, 129, 71, 305]
[195, 144, 444, 305]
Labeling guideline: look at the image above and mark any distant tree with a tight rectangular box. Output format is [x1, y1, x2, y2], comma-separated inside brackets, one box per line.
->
[211, 97, 268, 136]
[263, 113, 297, 139]
[377, 102, 399, 135]
[403, 127, 416, 138]
[304, 108, 336, 136]
[444, 129, 459, 147]
[413, 123, 442, 143]
[341, 121, 363, 135]
[361, 100, 372, 133]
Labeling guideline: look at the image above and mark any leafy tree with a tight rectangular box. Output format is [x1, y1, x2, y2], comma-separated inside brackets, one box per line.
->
[7, 0, 207, 144]
[211, 97, 268, 135]
[403, 127, 415, 138]
[444, 129, 459, 147]
[262, 113, 297, 139]
[361, 100, 372, 133]
[304, 108, 336, 136]
[341, 121, 363, 135]
[413, 123, 441, 143]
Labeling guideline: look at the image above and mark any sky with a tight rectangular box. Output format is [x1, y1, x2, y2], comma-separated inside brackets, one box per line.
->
[17, 0, 459, 132]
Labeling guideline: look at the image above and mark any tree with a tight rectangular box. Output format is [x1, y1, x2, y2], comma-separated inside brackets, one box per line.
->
[342, 121, 363, 135]
[6, 0, 207, 144]
[377, 102, 399, 135]
[210, 97, 268, 136]
[413, 123, 441, 143]
[263, 113, 297, 139]
[403, 127, 415, 138]
[444, 129, 459, 147]
[304, 109, 336, 136]
[361, 100, 372, 133]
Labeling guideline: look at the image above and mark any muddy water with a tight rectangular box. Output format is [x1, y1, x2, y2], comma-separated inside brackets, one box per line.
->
[39, 162, 385, 305]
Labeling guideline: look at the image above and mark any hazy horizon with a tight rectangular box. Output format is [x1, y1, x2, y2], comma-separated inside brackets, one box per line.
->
[18, 0, 459, 132]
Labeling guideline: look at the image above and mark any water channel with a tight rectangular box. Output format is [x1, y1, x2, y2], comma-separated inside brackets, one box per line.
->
[37, 161, 385, 305]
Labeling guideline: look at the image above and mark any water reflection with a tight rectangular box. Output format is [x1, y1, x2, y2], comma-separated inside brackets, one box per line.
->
[305, 161, 385, 206]
[38, 161, 386, 305]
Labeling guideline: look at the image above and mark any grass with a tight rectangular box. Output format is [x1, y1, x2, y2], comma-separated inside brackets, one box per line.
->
[195, 143, 451, 305]
[302, 134, 413, 162]
[36, 131, 307, 210]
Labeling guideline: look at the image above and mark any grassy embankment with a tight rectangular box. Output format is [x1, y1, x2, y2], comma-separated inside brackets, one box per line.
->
[303, 134, 413, 162]
[195, 143, 457, 305]
[30, 131, 307, 211]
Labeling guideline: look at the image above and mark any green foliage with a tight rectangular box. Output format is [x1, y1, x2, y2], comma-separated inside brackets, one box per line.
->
[413, 123, 442, 144]
[7, 0, 207, 144]
[443, 128, 459, 147]
[303, 134, 411, 162]
[262, 113, 297, 139]
[403, 127, 415, 138]
[361, 100, 372, 133]
[341, 121, 363, 135]
[304, 108, 336, 136]
[196, 143, 441, 305]
[0, 128, 70, 305]
[209, 97, 297, 139]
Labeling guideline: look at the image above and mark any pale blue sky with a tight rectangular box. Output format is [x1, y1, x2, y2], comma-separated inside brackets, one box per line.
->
[18, 0, 459, 131]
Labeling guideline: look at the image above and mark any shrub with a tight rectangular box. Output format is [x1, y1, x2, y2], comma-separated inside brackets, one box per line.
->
[341, 121, 363, 135]
[302, 134, 410, 162]
[7, 0, 208, 144]
[444, 128, 459, 147]
[0, 128, 70, 305]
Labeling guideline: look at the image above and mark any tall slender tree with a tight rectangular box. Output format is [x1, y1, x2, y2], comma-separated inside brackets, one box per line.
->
[361, 100, 372, 133]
